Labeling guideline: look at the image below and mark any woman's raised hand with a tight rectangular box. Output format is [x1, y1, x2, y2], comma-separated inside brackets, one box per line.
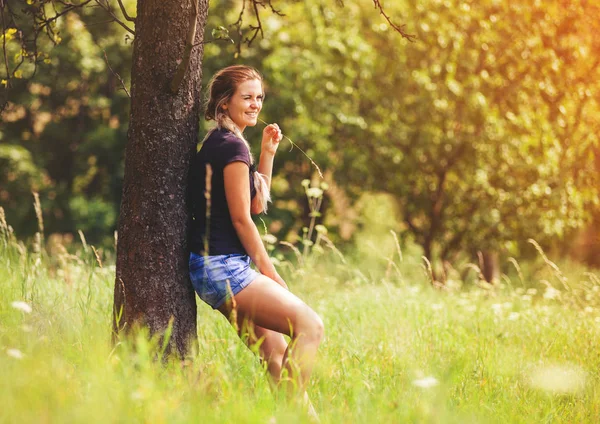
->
[261, 123, 282, 155]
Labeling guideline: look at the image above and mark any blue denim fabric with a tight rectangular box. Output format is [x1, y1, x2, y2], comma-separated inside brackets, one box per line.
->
[189, 252, 260, 309]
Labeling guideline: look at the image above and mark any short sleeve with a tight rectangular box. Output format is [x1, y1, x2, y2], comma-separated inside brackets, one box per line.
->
[220, 133, 251, 168]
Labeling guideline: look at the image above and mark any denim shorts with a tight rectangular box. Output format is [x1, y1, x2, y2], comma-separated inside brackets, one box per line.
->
[189, 252, 260, 309]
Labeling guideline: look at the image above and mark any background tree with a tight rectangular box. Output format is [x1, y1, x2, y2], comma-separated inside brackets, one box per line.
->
[249, 0, 599, 280]
[1, 1, 131, 243]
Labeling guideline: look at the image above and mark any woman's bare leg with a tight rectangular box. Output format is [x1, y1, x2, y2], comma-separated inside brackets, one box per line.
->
[218, 275, 324, 393]
[219, 307, 288, 384]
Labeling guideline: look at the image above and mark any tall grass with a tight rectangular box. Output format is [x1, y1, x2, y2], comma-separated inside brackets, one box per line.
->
[2, 206, 600, 423]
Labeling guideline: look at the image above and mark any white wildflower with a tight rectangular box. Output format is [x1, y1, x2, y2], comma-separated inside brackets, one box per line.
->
[508, 312, 520, 321]
[11, 301, 32, 314]
[491, 303, 503, 314]
[7, 348, 24, 359]
[584, 306, 594, 314]
[306, 187, 323, 198]
[314, 224, 328, 234]
[431, 303, 443, 311]
[526, 288, 537, 295]
[543, 287, 560, 300]
[515, 288, 525, 295]
[413, 376, 439, 388]
[261, 234, 277, 244]
[521, 295, 532, 302]
[527, 364, 587, 395]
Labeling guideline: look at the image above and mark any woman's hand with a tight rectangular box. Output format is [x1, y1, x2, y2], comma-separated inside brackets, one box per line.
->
[261, 265, 289, 290]
[261, 123, 282, 156]
[272, 272, 289, 291]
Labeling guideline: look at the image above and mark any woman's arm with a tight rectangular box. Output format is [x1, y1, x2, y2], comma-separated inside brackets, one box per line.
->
[251, 124, 282, 214]
[224, 161, 287, 289]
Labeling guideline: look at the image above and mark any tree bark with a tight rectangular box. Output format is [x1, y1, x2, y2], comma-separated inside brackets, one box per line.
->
[113, 0, 209, 357]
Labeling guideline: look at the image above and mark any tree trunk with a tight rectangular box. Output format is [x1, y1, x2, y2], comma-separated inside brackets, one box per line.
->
[113, 0, 209, 357]
[480, 250, 499, 284]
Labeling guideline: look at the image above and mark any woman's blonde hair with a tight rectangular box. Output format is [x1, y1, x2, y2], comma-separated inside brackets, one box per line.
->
[203, 65, 271, 212]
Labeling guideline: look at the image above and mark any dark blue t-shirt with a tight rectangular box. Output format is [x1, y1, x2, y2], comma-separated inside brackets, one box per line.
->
[188, 128, 256, 255]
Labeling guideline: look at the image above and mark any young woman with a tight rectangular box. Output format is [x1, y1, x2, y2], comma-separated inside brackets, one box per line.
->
[188, 65, 324, 396]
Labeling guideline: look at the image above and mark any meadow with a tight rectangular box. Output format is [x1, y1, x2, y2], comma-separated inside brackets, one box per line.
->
[2, 216, 600, 423]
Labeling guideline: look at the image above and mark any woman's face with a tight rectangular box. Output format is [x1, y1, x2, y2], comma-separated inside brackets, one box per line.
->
[223, 79, 263, 132]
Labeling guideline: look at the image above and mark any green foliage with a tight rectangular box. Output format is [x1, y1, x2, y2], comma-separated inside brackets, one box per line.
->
[225, 0, 600, 265]
[69, 196, 116, 245]
[1, 4, 131, 245]
[2, 0, 599, 263]
[0, 144, 47, 236]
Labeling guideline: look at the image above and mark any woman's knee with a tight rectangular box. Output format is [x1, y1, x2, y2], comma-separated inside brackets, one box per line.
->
[295, 307, 324, 343]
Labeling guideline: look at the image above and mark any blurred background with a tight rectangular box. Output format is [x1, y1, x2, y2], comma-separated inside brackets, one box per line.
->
[1, 0, 598, 279]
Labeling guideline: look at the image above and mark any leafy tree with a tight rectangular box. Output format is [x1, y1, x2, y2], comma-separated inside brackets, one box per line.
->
[255, 0, 600, 279]
[1, 3, 131, 243]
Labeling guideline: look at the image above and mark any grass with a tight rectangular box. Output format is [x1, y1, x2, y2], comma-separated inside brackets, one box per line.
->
[2, 227, 600, 423]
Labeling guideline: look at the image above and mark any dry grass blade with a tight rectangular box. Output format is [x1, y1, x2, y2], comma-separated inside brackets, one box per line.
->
[385, 257, 402, 280]
[33, 191, 44, 235]
[463, 263, 483, 281]
[92, 246, 103, 268]
[389, 230, 403, 262]
[78, 230, 88, 252]
[507, 257, 524, 286]
[258, 118, 323, 178]
[422, 256, 435, 286]
[528, 239, 571, 292]
[0, 206, 7, 241]
[584, 272, 600, 286]
[321, 234, 346, 264]
[279, 241, 303, 264]
[225, 280, 238, 333]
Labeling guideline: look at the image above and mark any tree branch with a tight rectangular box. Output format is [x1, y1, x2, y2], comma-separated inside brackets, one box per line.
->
[1, 3, 9, 83]
[116, 0, 135, 22]
[230, 0, 413, 56]
[372, 0, 415, 41]
[93, 0, 135, 35]
[245, 0, 264, 46]
[231, 0, 286, 55]
[103, 50, 130, 98]
[38, 0, 94, 31]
